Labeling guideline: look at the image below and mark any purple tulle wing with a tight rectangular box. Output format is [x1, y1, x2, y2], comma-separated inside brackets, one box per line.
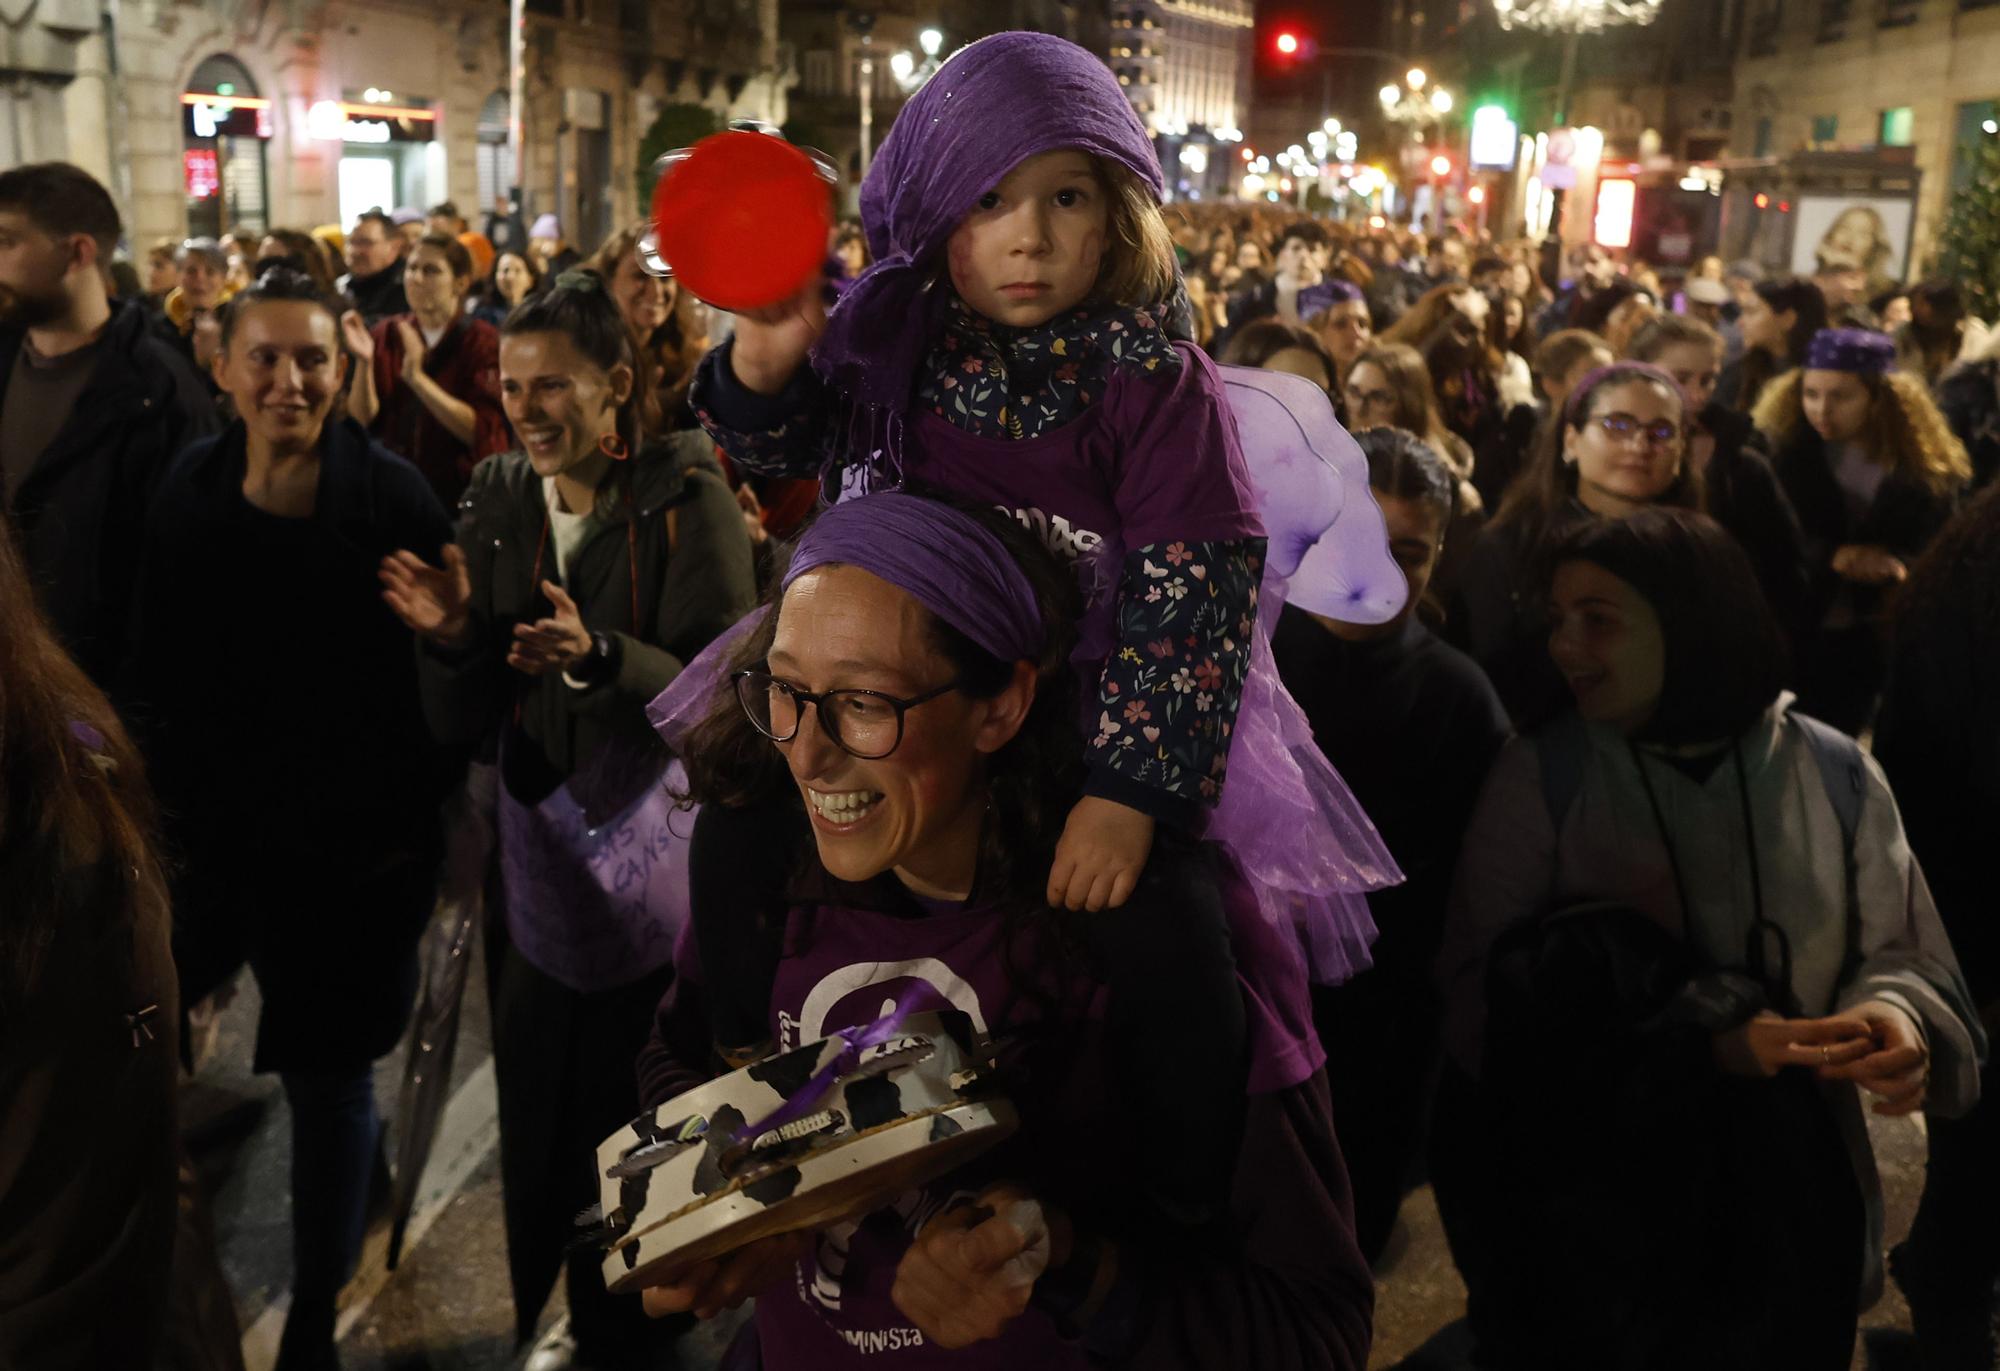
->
[1219, 365, 1407, 626]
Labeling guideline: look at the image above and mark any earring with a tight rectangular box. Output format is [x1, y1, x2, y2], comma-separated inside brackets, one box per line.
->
[597, 433, 629, 461]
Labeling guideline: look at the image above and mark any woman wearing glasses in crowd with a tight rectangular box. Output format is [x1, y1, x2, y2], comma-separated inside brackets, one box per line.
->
[378, 271, 756, 1368]
[1451, 360, 1703, 726]
[344, 233, 512, 510]
[1436, 507, 1982, 1370]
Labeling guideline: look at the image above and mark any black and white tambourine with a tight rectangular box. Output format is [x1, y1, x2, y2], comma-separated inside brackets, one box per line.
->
[587, 1006, 1016, 1293]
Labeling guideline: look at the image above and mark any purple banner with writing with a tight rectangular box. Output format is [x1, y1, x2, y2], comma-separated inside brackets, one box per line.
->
[496, 758, 694, 993]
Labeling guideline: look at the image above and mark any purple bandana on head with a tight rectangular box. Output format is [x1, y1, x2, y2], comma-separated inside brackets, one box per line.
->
[811, 32, 1166, 412]
[1805, 326, 1896, 376]
[783, 493, 1046, 665]
[1296, 279, 1364, 320]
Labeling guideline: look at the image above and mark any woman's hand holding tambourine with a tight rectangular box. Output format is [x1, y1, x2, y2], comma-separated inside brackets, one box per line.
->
[640, 1229, 814, 1321]
[891, 1183, 1064, 1350]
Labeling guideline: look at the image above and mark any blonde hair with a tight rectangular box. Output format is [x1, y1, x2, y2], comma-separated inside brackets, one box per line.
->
[1752, 367, 1972, 494]
[1092, 157, 1178, 308]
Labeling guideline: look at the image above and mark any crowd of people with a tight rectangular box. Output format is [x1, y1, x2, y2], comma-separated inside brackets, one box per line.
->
[2, 26, 1997, 1371]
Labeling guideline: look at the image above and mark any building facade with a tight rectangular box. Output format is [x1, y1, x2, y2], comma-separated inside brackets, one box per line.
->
[1730, 0, 2000, 273]
[1110, 0, 1252, 198]
[5, 0, 791, 257]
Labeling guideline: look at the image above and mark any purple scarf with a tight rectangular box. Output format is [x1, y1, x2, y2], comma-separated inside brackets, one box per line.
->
[783, 493, 1045, 664]
[812, 31, 1165, 413]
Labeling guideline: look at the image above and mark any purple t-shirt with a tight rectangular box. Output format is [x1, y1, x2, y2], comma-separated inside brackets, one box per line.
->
[887, 341, 1264, 665]
[751, 879, 1318, 1368]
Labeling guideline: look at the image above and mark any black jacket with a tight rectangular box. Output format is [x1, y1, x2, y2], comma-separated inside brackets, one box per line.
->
[1699, 404, 1814, 651]
[1, 301, 219, 692]
[130, 417, 455, 1071]
[346, 259, 410, 327]
[1768, 424, 1961, 625]
[416, 432, 757, 816]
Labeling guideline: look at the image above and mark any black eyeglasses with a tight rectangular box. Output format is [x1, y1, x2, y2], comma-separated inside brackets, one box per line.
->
[732, 669, 962, 760]
[1593, 412, 1682, 448]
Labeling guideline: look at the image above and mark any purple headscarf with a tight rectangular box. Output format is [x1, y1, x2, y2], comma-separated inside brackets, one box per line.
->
[1296, 280, 1365, 319]
[784, 493, 1046, 665]
[1804, 326, 1896, 376]
[811, 32, 1165, 412]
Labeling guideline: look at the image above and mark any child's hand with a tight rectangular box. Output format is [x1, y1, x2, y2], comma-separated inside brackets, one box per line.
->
[730, 276, 826, 396]
[1047, 797, 1155, 911]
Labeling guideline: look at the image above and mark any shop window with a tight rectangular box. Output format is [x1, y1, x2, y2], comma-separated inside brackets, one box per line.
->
[804, 49, 835, 96]
[1953, 100, 1998, 190]
[1878, 0, 1920, 24]
[1815, 0, 1851, 40]
[477, 91, 514, 216]
[1809, 113, 1839, 145]
[1879, 106, 1914, 145]
[1747, 0, 1783, 54]
[182, 54, 270, 240]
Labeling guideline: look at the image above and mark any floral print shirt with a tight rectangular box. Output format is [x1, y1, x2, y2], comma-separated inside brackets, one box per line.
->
[690, 293, 1263, 827]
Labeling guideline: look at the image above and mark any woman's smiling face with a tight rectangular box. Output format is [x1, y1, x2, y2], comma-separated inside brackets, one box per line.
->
[767, 566, 1028, 898]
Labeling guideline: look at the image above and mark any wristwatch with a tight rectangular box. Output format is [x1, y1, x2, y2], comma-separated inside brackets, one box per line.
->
[573, 630, 618, 685]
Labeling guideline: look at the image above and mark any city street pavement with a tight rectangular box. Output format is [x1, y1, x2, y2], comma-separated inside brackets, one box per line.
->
[187, 933, 1934, 1371]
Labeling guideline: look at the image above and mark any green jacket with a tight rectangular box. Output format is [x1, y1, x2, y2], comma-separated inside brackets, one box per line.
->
[418, 432, 757, 809]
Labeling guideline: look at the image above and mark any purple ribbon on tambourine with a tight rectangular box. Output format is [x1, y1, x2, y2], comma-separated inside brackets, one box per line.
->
[729, 984, 932, 1148]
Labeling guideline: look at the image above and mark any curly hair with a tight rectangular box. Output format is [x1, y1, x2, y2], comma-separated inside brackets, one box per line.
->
[1751, 367, 1972, 495]
[677, 497, 1087, 915]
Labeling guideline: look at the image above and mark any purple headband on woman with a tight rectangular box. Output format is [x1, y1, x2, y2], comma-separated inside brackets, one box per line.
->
[783, 493, 1047, 664]
[1805, 326, 1896, 376]
[1564, 360, 1690, 424]
[1296, 280, 1364, 319]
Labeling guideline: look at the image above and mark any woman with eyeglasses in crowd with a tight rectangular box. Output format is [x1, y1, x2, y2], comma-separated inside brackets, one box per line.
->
[379, 269, 755, 1369]
[1450, 360, 1703, 726]
[1435, 507, 1982, 1370]
[343, 232, 512, 511]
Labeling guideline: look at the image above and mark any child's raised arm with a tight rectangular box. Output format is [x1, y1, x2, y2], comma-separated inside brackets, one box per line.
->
[689, 278, 836, 481]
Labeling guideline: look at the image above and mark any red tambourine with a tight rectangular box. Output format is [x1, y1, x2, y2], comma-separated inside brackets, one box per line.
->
[644, 128, 835, 314]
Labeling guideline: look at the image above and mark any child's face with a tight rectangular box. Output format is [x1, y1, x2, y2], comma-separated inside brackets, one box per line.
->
[947, 149, 1109, 328]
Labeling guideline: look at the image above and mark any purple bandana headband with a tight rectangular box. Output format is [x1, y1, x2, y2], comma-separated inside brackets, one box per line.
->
[1297, 280, 1365, 319]
[1564, 360, 1690, 424]
[812, 31, 1165, 411]
[1804, 326, 1896, 376]
[783, 493, 1047, 665]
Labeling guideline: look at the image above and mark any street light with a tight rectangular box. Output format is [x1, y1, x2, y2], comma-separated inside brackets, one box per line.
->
[1431, 89, 1453, 115]
[1323, 116, 1341, 135]
[1406, 67, 1427, 90]
[889, 51, 915, 82]
[919, 27, 942, 57]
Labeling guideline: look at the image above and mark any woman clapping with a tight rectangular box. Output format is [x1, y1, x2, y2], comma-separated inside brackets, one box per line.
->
[379, 270, 755, 1369]
[345, 232, 511, 508]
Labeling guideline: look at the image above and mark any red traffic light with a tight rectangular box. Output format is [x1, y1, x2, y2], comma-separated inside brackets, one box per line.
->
[1275, 30, 1300, 55]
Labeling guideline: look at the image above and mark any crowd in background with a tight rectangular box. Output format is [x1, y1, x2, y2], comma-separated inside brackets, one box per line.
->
[3, 134, 1999, 1371]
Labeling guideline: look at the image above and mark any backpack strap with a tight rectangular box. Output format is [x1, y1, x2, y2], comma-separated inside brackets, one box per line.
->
[1789, 711, 1866, 851]
[1787, 709, 1868, 975]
